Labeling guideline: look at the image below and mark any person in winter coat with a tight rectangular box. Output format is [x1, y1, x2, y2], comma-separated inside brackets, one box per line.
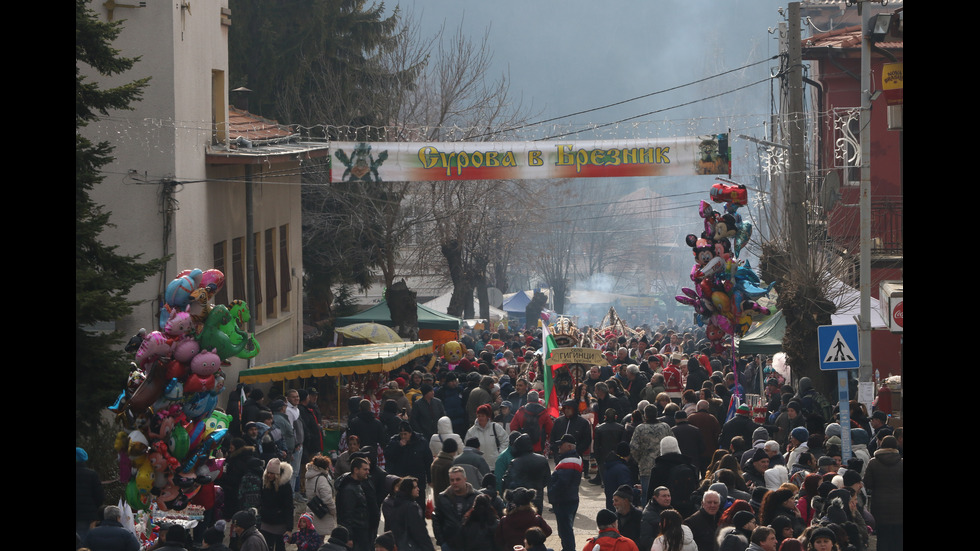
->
[683, 489, 722, 551]
[603, 442, 634, 511]
[719, 405, 761, 451]
[231, 509, 270, 551]
[382, 476, 436, 551]
[863, 435, 902, 551]
[649, 436, 700, 518]
[461, 494, 501, 551]
[651, 509, 698, 551]
[283, 513, 324, 551]
[500, 433, 551, 512]
[319, 526, 354, 551]
[430, 415, 465, 459]
[434, 466, 479, 551]
[83, 505, 141, 551]
[549, 399, 592, 459]
[380, 399, 405, 441]
[410, 384, 446, 440]
[466, 404, 508, 467]
[384, 422, 434, 510]
[336, 457, 379, 551]
[508, 391, 554, 455]
[630, 405, 672, 504]
[582, 509, 638, 551]
[495, 487, 552, 551]
[437, 373, 468, 437]
[717, 510, 756, 551]
[349, 399, 388, 460]
[259, 458, 294, 551]
[304, 454, 337, 537]
[592, 408, 626, 486]
[548, 434, 583, 551]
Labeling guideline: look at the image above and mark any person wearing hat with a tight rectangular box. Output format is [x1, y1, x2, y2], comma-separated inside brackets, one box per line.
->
[320, 526, 353, 551]
[612, 484, 643, 546]
[582, 508, 639, 551]
[648, 436, 700, 518]
[549, 399, 592, 458]
[804, 526, 838, 551]
[509, 390, 553, 455]
[436, 372, 467, 436]
[867, 410, 893, 455]
[409, 383, 446, 441]
[717, 509, 757, 551]
[548, 434, 583, 551]
[231, 509, 269, 551]
[259, 457, 295, 551]
[495, 399, 514, 430]
[76, 447, 103, 541]
[719, 403, 762, 452]
[603, 442, 634, 511]
[202, 520, 231, 550]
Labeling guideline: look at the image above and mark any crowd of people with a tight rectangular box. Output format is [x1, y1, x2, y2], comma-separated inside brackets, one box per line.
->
[77, 320, 903, 551]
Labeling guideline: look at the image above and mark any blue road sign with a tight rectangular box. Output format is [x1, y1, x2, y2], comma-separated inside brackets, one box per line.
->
[818, 324, 860, 370]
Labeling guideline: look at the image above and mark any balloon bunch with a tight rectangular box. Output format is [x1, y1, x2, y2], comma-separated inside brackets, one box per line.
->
[108, 268, 259, 512]
[675, 183, 773, 351]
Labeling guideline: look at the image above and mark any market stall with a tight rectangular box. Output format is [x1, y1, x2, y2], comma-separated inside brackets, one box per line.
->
[239, 341, 434, 451]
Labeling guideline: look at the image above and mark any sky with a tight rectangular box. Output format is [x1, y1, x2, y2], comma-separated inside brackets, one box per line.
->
[389, 1, 796, 296]
[396, 0, 789, 144]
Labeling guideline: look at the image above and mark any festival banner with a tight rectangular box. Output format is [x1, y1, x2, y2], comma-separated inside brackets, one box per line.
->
[546, 347, 609, 366]
[330, 135, 730, 182]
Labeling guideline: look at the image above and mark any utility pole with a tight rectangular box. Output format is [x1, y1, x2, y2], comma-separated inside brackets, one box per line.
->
[786, 2, 807, 266]
[858, 2, 873, 386]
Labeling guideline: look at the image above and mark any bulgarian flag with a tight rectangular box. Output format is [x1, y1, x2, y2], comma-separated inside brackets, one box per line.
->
[541, 319, 561, 419]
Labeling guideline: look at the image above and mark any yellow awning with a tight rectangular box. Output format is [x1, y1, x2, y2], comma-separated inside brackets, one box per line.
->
[239, 341, 433, 384]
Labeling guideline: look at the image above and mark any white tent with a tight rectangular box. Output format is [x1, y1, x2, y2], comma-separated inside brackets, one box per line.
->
[423, 292, 508, 324]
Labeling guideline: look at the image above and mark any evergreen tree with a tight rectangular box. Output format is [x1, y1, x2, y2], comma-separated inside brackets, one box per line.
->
[76, 0, 164, 435]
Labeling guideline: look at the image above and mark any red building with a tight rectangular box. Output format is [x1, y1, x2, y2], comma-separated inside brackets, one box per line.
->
[802, 8, 903, 377]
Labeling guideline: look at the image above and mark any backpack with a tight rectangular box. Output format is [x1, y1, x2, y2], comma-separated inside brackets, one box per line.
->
[665, 461, 699, 516]
[238, 472, 262, 510]
[811, 392, 835, 423]
[519, 408, 545, 451]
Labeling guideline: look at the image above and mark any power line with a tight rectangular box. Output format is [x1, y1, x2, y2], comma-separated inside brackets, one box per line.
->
[466, 56, 778, 140]
[539, 77, 774, 140]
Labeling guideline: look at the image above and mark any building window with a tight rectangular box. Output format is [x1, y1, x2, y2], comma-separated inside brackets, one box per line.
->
[232, 237, 244, 302]
[265, 227, 278, 318]
[279, 224, 291, 311]
[252, 232, 263, 324]
[213, 240, 228, 306]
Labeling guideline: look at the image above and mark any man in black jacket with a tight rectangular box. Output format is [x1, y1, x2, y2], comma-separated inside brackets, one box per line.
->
[550, 399, 593, 458]
[336, 457, 378, 551]
[433, 466, 478, 551]
[548, 435, 583, 551]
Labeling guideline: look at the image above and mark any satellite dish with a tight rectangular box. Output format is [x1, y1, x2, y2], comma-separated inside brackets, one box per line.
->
[820, 171, 841, 212]
[487, 287, 504, 308]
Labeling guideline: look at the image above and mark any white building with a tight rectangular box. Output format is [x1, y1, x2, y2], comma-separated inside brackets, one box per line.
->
[83, 0, 328, 384]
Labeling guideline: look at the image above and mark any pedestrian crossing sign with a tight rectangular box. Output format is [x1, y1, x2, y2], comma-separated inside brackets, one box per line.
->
[818, 324, 860, 370]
